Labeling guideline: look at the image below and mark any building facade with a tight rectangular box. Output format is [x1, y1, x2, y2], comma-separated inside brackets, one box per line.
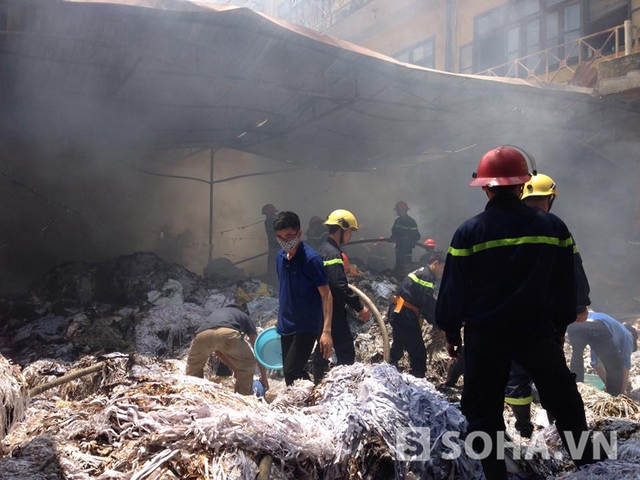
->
[269, 0, 639, 84]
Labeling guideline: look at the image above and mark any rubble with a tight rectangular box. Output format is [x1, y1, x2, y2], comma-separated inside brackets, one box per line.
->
[1, 359, 484, 479]
[0, 252, 639, 479]
[0, 355, 28, 442]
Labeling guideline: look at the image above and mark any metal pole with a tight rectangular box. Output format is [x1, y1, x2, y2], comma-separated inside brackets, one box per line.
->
[208, 147, 215, 264]
[625, 20, 632, 56]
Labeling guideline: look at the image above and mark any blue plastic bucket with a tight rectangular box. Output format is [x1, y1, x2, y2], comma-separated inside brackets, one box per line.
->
[583, 373, 605, 390]
[254, 327, 283, 370]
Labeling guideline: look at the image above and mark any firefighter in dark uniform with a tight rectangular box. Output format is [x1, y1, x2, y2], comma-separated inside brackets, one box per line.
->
[388, 250, 446, 378]
[315, 209, 370, 381]
[436, 146, 603, 479]
[305, 215, 328, 250]
[506, 172, 593, 438]
[262, 203, 279, 284]
[390, 201, 421, 275]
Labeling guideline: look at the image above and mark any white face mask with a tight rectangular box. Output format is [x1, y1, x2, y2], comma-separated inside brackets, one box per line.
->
[277, 236, 300, 253]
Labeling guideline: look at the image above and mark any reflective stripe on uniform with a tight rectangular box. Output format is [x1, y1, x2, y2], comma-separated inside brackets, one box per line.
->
[408, 273, 434, 289]
[323, 258, 344, 266]
[505, 395, 534, 405]
[573, 244, 579, 254]
[448, 236, 574, 257]
[396, 226, 418, 230]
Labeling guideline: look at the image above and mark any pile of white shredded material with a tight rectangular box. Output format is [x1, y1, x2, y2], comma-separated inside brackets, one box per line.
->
[1, 346, 640, 479]
[1, 360, 485, 479]
[0, 355, 28, 442]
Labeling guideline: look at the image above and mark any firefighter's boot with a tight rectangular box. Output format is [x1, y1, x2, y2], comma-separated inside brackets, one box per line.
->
[511, 403, 534, 439]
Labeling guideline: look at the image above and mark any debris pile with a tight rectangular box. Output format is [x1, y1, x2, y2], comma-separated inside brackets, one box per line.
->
[0, 355, 28, 442]
[1, 359, 484, 479]
[1, 253, 639, 479]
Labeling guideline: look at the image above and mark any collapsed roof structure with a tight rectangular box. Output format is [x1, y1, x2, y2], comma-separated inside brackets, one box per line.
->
[2, 0, 639, 172]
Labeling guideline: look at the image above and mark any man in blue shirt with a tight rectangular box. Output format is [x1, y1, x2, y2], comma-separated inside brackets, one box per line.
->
[567, 311, 637, 396]
[273, 211, 333, 386]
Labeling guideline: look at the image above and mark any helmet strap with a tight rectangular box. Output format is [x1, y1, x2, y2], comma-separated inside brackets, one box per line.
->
[548, 195, 556, 212]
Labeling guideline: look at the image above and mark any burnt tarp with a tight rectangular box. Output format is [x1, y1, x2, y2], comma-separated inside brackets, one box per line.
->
[1, 0, 638, 171]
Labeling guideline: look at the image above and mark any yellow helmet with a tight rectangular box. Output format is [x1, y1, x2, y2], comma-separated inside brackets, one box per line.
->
[521, 173, 557, 200]
[324, 209, 358, 231]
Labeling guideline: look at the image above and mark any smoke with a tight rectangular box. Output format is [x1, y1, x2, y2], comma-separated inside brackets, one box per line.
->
[1, 0, 639, 317]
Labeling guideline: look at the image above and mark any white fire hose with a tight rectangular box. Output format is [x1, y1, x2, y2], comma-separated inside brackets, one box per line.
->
[349, 284, 390, 363]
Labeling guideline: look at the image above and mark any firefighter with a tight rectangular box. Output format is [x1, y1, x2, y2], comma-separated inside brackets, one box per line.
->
[506, 173, 593, 438]
[305, 215, 328, 250]
[390, 201, 421, 275]
[388, 250, 446, 378]
[419, 238, 438, 265]
[436, 146, 604, 479]
[315, 209, 371, 381]
[521, 173, 591, 321]
[262, 204, 279, 283]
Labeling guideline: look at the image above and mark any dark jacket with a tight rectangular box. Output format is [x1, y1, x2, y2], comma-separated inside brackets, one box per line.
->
[317, 237, 363, 314]
[435, 194, 576, 344]
[391, 215, 421, 250]
[390, 266, 437, 325]
[306, 223, 328, 250]
[572, 242, 591, 313]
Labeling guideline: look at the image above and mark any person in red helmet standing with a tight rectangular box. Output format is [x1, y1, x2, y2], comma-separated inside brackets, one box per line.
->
[262, 204, 279, 284]
[390, 201, 421, 276]
[419, 238, 438, 265]
[305, 215, 328, 250]
[435, 146, 604, 479]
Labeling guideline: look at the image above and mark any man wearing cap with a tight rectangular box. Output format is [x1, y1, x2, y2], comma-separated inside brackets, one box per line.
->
[436, 146, 604, 479]
[186, 305, 269, 395]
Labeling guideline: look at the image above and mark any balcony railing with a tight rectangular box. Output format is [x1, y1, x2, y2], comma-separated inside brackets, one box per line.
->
[312, 0, 375, 32]
[477, 24, 640, 83]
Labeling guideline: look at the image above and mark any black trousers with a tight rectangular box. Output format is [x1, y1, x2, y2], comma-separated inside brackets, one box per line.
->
[504, 361, 533, 402]
[567, 321, 623, 395]
[313, 308, 355, 382]
[462, 326, 603, 480]
[389, 311, 426, 377]
[394, 243, 413, 271]
[266, 248, 279, 285]
[281, 333, 318, 386]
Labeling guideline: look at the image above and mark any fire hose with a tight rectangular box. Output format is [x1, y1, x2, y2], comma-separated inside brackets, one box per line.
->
[349, 283, 390, 363]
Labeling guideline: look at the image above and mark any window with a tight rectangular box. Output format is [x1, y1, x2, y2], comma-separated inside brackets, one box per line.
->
[459, 44, 472, 74]
[507, 26, 520, 61]
[395, 37, 436, 68]
[473, 0, 583, 74]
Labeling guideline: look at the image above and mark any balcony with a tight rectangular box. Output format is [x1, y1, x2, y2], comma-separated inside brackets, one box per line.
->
[312, 0, 376, 32]
[477, 23, 640, 86]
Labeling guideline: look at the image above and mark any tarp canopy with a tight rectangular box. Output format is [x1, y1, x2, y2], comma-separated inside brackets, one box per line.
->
[1, 0, 638, 171]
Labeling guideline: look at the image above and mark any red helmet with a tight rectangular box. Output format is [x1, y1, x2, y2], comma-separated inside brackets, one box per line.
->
[261, 203, 276, 215]
[394, 201, 409, 211]
[309, 215, 323, 226]
[424, 238, 437, 247]
[469, 146, 536, 187]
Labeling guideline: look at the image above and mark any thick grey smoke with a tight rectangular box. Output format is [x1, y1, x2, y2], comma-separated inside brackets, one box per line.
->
[1, 0, 638, 316]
